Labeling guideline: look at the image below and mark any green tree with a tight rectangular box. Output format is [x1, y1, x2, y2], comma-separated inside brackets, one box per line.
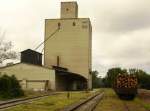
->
[104, 67, 127, 87]
[10, 75, 24, 97]
[92, 71, 102, 88]
[0, 74, 24, 99]
[129, 69, 150, 90]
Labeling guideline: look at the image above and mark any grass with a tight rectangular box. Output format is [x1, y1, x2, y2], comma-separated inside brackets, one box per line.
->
[137, 89, 150, 110]
[136, 98, 150, 111]
[135, 97, 150, 110]
[0, 90, 48, 101]
[95, 88, 150, 111]
[5, 89, 149, 111]
[4, 91, 96, 111]
[143, 103, 150, 110]
[95, 88, 125, 111]
[23, 90, 50, 97]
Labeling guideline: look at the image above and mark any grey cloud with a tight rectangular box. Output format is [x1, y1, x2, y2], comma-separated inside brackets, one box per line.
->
[92, 0, 150, 33]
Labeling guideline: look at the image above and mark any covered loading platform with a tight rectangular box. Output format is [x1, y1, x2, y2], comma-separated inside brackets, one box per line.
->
[53, 66, 87, 91]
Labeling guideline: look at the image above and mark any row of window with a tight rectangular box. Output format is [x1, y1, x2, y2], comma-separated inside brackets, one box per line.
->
[58, 22, 76, 28]
[57, 22, 88, 29]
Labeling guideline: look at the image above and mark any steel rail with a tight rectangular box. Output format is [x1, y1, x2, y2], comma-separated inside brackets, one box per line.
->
[0, 92, 58, 110]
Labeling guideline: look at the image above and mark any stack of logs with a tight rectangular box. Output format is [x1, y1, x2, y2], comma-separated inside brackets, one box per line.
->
[116, 74, 138, 88]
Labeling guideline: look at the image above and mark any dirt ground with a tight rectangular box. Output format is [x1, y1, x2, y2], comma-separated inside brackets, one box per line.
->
[94, 89, 150, 111]
[138, 89, 150, 110]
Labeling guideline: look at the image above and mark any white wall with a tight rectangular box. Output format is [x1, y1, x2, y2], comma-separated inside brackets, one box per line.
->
[0, 63, 56, 90]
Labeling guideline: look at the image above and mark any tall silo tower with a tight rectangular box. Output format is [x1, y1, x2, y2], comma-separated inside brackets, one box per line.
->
[44, 2, 92, 90]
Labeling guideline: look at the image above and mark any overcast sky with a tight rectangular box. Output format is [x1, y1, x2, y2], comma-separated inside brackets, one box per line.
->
[0, 0, 150, 76]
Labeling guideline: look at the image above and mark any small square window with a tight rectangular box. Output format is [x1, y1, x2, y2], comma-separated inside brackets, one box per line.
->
[73, 22, 76, 26]
[66, 8, 69, 11]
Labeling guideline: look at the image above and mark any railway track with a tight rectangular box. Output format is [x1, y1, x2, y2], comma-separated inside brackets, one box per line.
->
[60, 91, 104, 111]
[0, 91, 104, 111]
[0, 92, 58, 110]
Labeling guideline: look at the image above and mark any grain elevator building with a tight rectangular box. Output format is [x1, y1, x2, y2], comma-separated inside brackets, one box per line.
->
[44, 2, 92, 90]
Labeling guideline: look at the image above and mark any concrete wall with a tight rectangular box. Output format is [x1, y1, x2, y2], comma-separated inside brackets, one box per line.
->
[44, 18, 92, 89]
[44, 18, 92, 82]
[26, 81, 46, 91]
[61, 2, 78, 18]
[0, 63, 56, 91]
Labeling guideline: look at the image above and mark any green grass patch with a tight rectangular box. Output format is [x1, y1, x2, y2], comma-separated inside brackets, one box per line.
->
[135, 98, 150, 110]
[5, 91, 97, 111]
[95, 88, 150, 111]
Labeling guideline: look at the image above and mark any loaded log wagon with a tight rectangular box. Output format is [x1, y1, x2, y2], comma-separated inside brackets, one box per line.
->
[113, 74, 138, 100]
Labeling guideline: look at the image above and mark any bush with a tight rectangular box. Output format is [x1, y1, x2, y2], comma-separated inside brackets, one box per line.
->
[0, 74, 24, 99]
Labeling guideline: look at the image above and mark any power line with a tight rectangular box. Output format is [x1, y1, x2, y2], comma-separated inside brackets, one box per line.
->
[34, 28, 60, 51]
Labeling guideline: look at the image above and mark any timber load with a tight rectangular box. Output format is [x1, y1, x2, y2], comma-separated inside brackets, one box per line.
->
[113, 74, 138, 100]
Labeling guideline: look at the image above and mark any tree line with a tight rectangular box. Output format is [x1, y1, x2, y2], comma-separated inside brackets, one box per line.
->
[92, 68, 150, 90]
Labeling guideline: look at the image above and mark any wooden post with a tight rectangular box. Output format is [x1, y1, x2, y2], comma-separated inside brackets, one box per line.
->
[57, 56, 60, 66]
[67, 91, 70, 99]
